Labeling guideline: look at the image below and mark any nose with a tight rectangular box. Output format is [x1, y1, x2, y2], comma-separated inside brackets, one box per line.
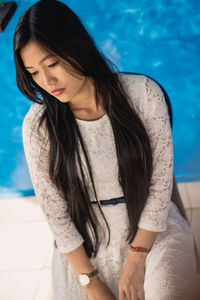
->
[42, 70, 57, 87]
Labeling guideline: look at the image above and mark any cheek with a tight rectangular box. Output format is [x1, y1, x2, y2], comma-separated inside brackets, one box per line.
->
[63, 75, 83, 88]
[59, 65, 84, 81]
[56, 66, 85, 86]
[34, 77, 44, 87]
[31, 76, 40, 85]
[32, 76, 48, 91]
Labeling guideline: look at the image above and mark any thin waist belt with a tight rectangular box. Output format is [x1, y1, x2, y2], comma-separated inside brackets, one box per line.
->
[54, 196, 125, 248]
[91, 196, 125, 206]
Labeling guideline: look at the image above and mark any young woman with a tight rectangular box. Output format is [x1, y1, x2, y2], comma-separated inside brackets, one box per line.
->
[14, 0, 197, 299]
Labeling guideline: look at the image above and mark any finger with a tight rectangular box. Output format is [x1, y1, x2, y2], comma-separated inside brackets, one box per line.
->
[126, 289, 132, 300]
[130, 288, 138, 300]
[137, 287, 145, 300]
[119, 289, 125, 300]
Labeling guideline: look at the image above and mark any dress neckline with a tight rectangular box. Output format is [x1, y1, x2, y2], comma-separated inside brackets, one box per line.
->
[75, 112, 108, 123]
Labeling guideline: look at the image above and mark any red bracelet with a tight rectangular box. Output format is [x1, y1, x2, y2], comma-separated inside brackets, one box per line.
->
[129, 245, 150, 253]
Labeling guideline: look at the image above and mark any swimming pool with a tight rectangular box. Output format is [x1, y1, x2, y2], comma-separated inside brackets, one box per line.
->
[0, 0, 199, 198]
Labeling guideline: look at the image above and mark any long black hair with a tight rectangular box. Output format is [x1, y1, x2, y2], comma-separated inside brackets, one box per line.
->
[14, 0, 153, 258]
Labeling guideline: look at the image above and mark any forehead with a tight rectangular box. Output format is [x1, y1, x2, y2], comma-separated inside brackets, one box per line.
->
[20, 41, 79, 74]
[20, 41, 52, 67]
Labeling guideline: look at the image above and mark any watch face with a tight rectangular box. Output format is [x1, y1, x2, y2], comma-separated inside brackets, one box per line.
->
[79, 274, 90, 286]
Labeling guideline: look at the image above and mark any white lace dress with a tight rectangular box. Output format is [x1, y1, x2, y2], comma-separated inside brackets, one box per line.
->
[22, 74, 196, 300]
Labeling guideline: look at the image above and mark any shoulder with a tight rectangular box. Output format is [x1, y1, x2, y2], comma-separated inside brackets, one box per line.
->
[119, 73, 146, 111]
[119, 73, 165, 115]
[23, 102, 45, 128]
[22, 102, 46, 142]
[119, 73, 163, 98]
[119, 73, 147, 89]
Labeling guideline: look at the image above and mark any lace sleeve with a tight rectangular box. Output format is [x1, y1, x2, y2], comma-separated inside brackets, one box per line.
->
[22, 104, 84, 253]
[138, 77, 174, 231]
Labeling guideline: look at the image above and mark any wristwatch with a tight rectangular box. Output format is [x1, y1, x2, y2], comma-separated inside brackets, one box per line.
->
[78, 269, 99, 286]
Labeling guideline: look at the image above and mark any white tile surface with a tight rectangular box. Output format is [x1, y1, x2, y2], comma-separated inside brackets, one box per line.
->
[0, 196, 44, 223]
[177, 183, 191, 208]
[0, 187, 199, 300]
[35, 201, 46, 221]
[44, 244, 54, 268]
[0, 221, 54, 271]
[0, 270, 40, 300]
[33, 268, 54, 300]
[185, 182, 200, 208]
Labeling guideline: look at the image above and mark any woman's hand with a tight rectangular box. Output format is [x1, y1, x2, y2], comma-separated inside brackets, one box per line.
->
[85, 276, 116, 300]
[118, 252, 147, 300]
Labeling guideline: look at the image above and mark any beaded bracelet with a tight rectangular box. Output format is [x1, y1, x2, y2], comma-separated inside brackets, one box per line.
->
[129, 245, 150, 253]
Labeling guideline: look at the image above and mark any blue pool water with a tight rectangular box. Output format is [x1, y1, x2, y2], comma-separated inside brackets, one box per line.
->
[0, 0, 200, 198]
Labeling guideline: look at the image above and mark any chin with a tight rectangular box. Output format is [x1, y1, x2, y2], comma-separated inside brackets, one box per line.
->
[58, 98, 70, 103]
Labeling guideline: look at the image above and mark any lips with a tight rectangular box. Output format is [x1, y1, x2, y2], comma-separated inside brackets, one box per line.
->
[51, 88, 65, 96]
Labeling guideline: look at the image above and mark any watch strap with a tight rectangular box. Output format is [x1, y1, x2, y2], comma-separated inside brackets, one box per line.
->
[88, 269, 98, 278]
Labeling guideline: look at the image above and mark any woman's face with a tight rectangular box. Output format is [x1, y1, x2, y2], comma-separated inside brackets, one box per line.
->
[20, 40, 88, 104]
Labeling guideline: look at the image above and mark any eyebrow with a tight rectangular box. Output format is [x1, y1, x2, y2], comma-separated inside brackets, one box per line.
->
[25, 54, 54, 69]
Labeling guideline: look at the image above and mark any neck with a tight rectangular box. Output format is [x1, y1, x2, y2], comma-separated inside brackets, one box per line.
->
[69, 78, 104, 115]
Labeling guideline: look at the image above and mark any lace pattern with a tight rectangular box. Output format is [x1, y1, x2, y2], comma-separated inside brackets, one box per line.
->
[137, 77, 174, 231]
[22, 74, 173, 253]
[22, 75, 197, 299]
[22, 106, 84, 253]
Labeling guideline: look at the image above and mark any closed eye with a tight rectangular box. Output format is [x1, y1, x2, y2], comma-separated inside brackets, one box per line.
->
[30, 61, 58, 76]
[49, 61, 58, 68]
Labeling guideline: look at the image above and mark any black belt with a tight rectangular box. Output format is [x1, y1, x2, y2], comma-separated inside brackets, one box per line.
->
[91, 196, 125, 206]
[54, 196, 125, 249]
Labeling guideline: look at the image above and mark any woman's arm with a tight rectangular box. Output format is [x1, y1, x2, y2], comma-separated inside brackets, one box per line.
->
[137, 77, 174, 232]
[64, 244, 103, 293]
[22, 104, 84, 253]
[127, 228, 157, 267]
[130, 227, 157, 251]
[22, 104, 115, 299]
[64, 244, 116, 299]
[119, 76, 174, 300]
[64, 243, 95, 276]
[118, 229, 158, 300]
[64, 244, 103, 292]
